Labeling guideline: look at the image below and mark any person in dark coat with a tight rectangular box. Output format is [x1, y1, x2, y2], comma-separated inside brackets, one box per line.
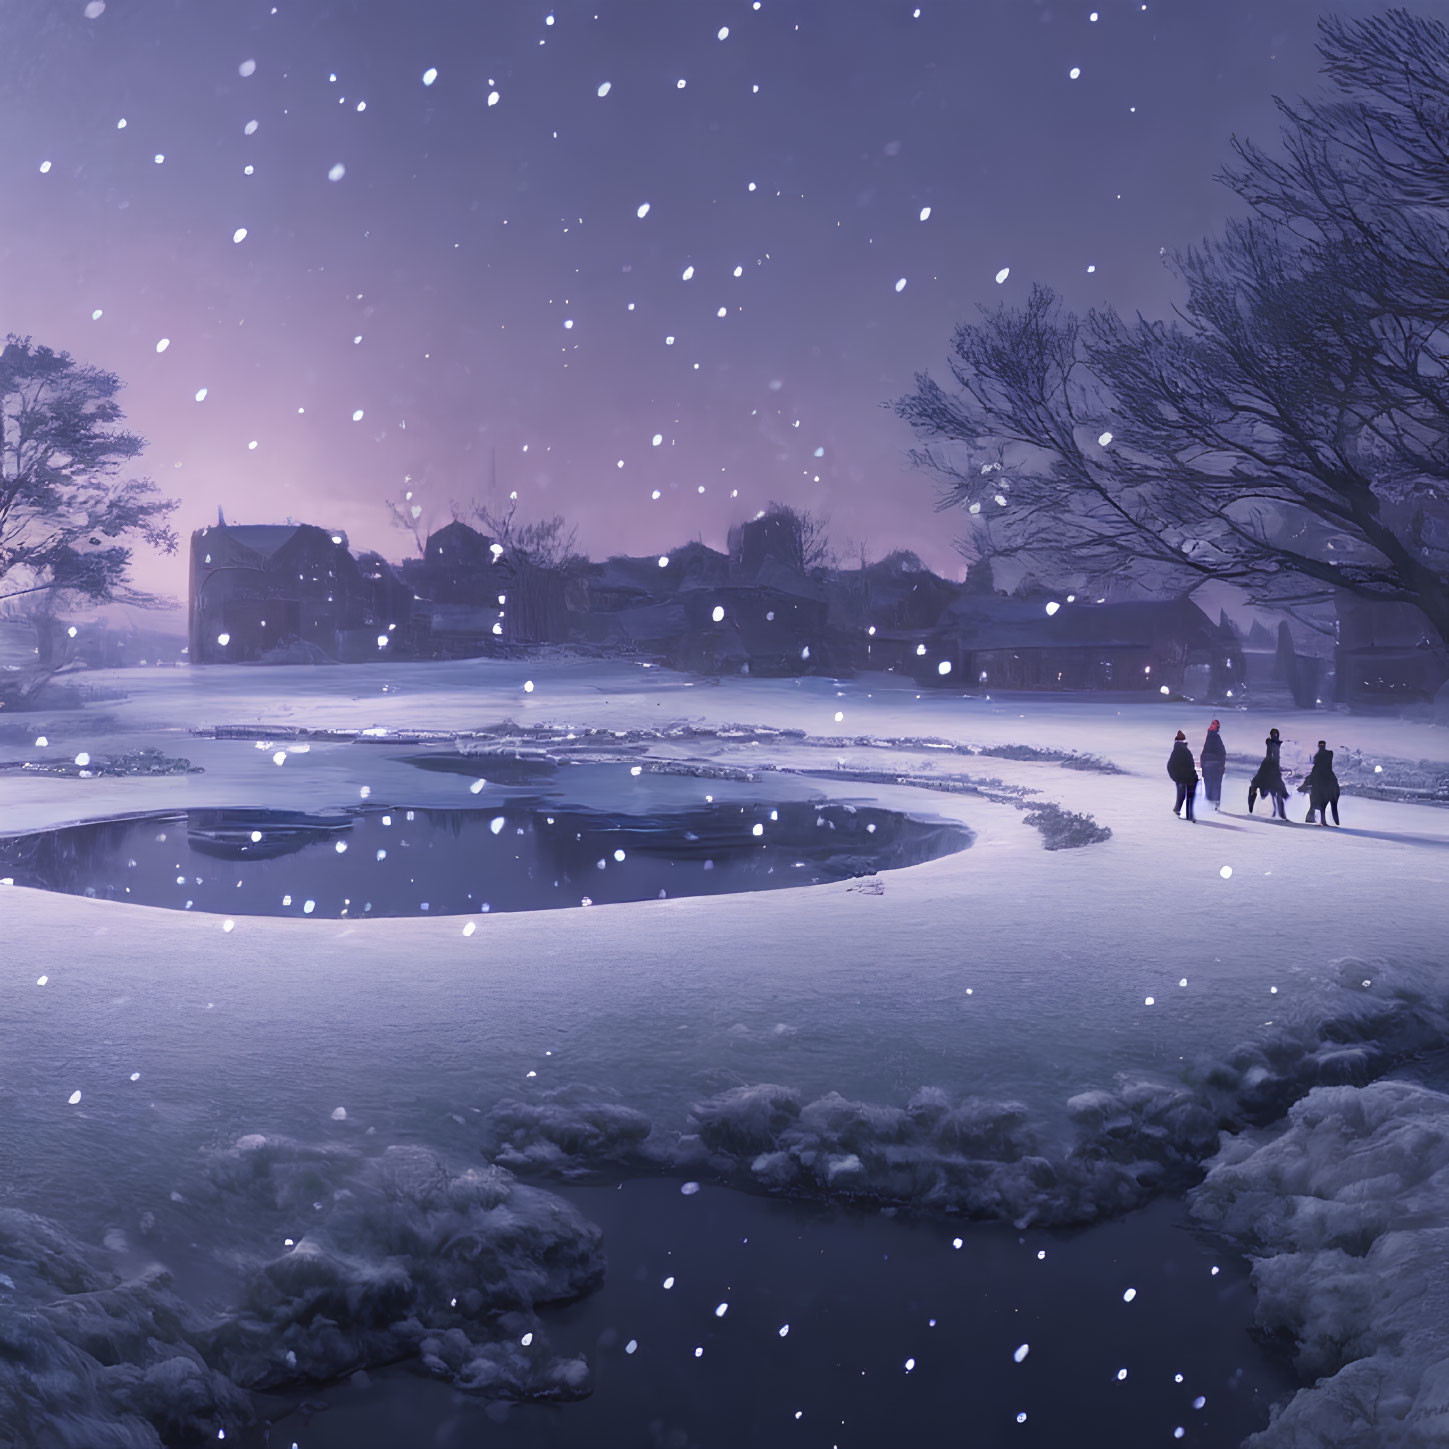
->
[1248, 727, 1290, 819]
[1200, 720, 1226, 811]
[1301, 740, 1341, 826]
[1168, 729, 1199, 821]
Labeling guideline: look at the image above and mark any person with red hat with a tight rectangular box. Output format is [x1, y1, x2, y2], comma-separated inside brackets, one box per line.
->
[1167, 729, 1199, 821]
[1200, 719, 1226, 811]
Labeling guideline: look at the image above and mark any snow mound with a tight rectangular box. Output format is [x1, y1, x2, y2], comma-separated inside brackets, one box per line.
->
[1, 1136, 609, 1444]
[472, 960, 1449, 1228]
[1192, 1079, 1449, 1447]
[0, 1208, 248, 1447]
[204, 1135, 604, 1395]
[481, 1088, 658, 1175]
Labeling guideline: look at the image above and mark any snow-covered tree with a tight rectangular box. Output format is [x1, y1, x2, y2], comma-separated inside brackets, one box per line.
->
[0, 336, 177, 610]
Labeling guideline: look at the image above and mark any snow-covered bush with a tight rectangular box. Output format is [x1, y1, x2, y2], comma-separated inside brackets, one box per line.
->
[1020, 800, 1112, 849]
[1192, 1078, 1449, 1446]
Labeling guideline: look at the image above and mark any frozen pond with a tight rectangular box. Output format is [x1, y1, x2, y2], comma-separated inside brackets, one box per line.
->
[0, 793, 970, 919]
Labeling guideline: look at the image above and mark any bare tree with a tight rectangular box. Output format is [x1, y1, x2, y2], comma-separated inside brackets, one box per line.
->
[470, 496, 583, 569]
[1224, 10, 1449, 323]
[383, 480, 439, 558]
[754, 501, 836, 572]
[895, 11, 1449, 650]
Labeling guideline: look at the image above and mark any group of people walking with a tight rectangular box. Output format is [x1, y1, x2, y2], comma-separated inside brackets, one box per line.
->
[1167, 722, 1341, 825]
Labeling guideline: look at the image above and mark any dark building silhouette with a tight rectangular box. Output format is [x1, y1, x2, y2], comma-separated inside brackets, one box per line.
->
[186, 513, 1267, 699]
[1336, 597, 1448, 703]
[926, 593, 1235, 694]
[189, 522, 406, 663]
[398, 522, 518, 656]
[401, 521, 499, 605]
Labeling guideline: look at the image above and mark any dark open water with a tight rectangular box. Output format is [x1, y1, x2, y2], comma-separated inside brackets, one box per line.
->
[238, 1178, 1294, 1449]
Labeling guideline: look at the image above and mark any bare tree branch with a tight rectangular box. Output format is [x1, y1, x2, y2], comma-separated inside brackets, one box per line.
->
[894, 11, 1449, 649]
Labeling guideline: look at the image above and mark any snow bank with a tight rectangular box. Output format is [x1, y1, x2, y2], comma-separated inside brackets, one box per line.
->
[1, 1138, 606, 1445]
[7, 959, 1449, 1444]
[470, 958, 1449, 1228]
[1192, 1078, 1449, 1447]
[0, 1208, 247, 1447]
[478, 1087, 657, 1175]
[204, 1135, 601, 1395]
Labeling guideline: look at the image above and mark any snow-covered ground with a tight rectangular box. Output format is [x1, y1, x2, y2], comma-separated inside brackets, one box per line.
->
[4, 658, 1449, 1445]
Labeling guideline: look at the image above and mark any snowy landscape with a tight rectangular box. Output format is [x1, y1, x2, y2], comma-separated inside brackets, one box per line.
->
[5, 1, 1449, 1445]
[4, 659, 1449, 1445]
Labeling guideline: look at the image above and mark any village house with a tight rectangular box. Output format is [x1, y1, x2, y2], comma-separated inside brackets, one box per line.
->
[188, 521, 406, 663]
[399, 521, 516, 657]
[185, 515, 1336, 706]
[924, 592, 1236, 695]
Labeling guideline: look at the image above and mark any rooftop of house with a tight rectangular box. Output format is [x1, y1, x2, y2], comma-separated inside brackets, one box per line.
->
[195, 523, 347, 562]
[935, 593, 1225, 650]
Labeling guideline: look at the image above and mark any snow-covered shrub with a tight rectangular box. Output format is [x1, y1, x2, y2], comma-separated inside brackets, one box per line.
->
[977, 743, 1124, 773]
[204, 1136, 604, 1395]
[0, 1207, 249, 1447]
[481, 1088, 657, 1175]
[1192, 1078, 1449, 1447]
[1020, 801, 1112, 849]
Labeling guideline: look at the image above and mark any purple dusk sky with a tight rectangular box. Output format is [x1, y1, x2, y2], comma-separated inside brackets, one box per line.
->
[1, 0, 1388, 603]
